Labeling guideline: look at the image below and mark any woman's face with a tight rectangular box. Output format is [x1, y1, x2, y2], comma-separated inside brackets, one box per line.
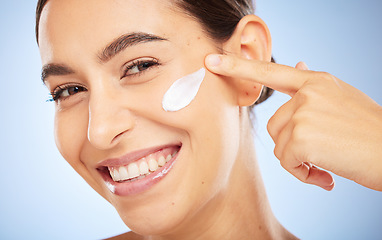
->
[39, 0, 242, 235]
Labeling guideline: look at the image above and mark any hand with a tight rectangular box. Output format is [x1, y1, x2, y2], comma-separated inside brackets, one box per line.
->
[205, 54, 382, 191]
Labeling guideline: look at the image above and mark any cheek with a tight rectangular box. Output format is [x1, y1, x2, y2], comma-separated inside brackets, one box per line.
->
[168, 73, 242, 223]
[54, 106, 88, 170]
[167, 72, 241, 201]
[54, 106, 107, 198]
[191, 74, 241, 184]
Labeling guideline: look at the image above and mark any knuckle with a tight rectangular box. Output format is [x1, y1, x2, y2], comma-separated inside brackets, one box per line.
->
[318, 71, 334, 81]
[290, 110, 308, 130]
[273, 145, 282, 160]
[279, 157, 294, 174]
[296, 85, 316, 101]
[279, 158, 288, 169]
[297, 71, 336, 99]
[290, 124, 307, 146]
[267, 117, 276, 136]
[315, 71, 337, 87]
[294, 89, 309, 103]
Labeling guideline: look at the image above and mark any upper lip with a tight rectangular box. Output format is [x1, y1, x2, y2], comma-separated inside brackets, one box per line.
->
[96, 143, 181, 168]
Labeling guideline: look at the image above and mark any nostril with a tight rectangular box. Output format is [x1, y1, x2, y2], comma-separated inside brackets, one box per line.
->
[111, 130, 128, 145]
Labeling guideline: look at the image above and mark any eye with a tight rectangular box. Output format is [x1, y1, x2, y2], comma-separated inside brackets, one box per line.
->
[122, 58, 160, 78]
[49, 84, 87, 102]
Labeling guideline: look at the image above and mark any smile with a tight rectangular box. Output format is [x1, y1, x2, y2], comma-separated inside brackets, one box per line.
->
[97, 144, 181, 196]
[108, 147, 178, 182]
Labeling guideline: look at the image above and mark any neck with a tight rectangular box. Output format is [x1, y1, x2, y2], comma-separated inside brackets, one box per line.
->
[147, 115, 296, 240]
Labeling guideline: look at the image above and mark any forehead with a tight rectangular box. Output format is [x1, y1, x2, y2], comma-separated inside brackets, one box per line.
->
[38, 0, 197, 63]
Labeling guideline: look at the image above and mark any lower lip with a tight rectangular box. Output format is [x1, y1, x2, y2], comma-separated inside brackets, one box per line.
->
[99, 149, 180, 196]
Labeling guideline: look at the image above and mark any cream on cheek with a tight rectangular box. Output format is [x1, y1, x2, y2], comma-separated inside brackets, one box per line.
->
[162, 68, 206, 112]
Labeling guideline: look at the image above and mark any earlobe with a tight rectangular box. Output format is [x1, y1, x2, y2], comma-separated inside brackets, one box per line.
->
[222, 15, 272, 107]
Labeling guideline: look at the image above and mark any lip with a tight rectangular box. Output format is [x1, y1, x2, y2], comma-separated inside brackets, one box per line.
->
[97, 143, 180, 168]
[97, 143, 181, 196]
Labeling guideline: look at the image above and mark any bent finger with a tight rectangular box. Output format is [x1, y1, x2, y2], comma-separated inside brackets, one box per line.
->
[281, 144, 335, 191]
[292, 163, 335, 191]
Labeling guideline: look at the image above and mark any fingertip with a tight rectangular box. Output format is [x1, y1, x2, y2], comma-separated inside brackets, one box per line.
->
[321, 180, 335, 191]
[317, 172, 335, 191]
[300, 164, 335, 191]
[205, 54, 222, 68]
[322, 184, 335, 191]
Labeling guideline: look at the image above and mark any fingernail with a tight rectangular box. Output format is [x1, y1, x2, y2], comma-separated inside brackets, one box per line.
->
[206, 54, 222, 67]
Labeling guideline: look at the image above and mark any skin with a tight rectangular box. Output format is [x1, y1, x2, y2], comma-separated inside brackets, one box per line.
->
[205, 55, 382, 191]
[38, 0, 296, 239]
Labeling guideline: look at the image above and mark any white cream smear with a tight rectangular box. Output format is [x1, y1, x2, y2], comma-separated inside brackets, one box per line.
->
[162, 68, 206, 112]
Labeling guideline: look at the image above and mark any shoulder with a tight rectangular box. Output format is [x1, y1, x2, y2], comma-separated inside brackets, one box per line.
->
[103, 231, 144, 240]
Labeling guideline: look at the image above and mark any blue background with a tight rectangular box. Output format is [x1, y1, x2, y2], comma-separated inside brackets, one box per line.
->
[1, 0, 381, 239]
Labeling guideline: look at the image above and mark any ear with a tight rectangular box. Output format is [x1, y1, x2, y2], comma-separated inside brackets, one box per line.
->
[221, 15, 272, 107]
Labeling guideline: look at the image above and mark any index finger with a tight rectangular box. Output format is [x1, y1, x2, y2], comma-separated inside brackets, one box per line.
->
[205, 54, 310, 96]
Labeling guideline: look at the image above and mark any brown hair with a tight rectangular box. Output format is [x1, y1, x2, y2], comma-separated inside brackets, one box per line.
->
[35, 0, 273, 105]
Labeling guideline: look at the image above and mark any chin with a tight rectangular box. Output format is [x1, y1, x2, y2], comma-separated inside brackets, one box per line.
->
[115, 196, 194, 236]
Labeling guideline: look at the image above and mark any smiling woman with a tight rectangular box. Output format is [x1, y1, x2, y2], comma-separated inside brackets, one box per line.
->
[35, 0, 382, 239]
[36, 0, 287, 239]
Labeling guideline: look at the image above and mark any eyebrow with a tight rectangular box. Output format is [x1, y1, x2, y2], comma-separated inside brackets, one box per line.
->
[98, 32, 168, 63]
[41, 63, 75, 84]
[41, 32, 168, 84]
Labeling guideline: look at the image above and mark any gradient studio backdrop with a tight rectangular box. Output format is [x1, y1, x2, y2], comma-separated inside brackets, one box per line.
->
[1, 1, 381, 239]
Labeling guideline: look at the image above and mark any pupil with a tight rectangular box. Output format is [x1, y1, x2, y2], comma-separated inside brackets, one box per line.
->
[69, 86, 80, 95]
[138, 62, 152, 71]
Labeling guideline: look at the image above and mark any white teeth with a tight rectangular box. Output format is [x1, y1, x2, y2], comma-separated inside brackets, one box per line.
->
[158, 156, 166, 167]
[119, 166, 129, 180]
[108, 148, 180, 182]
[148, 157, 159, 172]
[113, 168, 121, 181]
[128, 163, 140, 179]
[166, 154, 172, 163]
[139, 161, 149, 175]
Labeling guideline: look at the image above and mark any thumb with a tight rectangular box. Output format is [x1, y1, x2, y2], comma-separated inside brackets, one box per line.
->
[289, 162, 335, 191]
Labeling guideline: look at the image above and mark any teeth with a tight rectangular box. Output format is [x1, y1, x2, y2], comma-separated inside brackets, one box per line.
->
[128, 163, 140, 179]
[158, 156, 166, 167]
[119, 166, 129, 180]
[165, 154, 172, 163]
[148, 157, 159, 172]
[139, 161, 149, 174]
[172, 151, 178, 157]
[108, 148, 179, 182]
[113, 168, 121, 181]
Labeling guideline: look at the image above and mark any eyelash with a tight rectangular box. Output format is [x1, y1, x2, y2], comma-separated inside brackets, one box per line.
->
[48, 84, 87, 102]
[47, 58, 160, 102]
[122, 58, 160, 79]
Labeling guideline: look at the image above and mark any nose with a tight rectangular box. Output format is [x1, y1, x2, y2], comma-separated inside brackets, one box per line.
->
[87, 86, 135, 150]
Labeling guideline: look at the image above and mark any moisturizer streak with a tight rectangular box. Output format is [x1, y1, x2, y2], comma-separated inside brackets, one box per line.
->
[162, 68, 206, 112]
